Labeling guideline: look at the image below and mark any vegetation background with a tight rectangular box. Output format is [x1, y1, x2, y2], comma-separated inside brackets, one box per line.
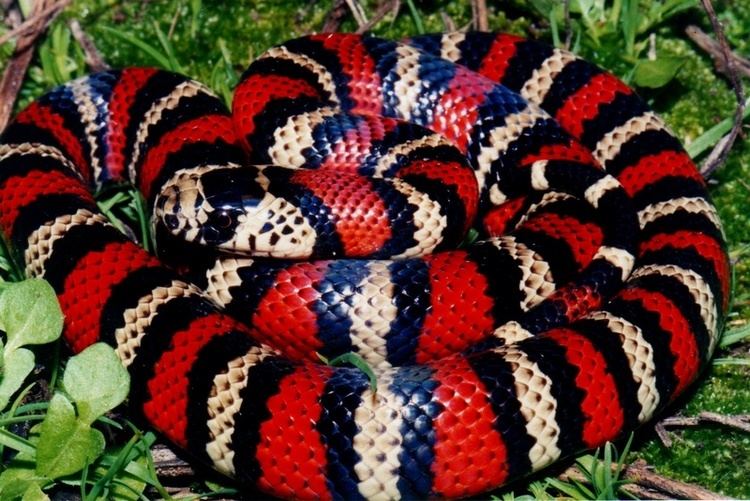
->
[0, 0, 748, 499]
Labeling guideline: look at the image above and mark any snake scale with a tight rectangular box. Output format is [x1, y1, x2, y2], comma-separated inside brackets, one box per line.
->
[0, 32, 729, 499]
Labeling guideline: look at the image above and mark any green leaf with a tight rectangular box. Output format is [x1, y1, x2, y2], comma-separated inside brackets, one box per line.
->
[632, 57, 685, 89]
[21, 483, 49, 501]
[62, 344, 130, 425]
[459, 228, 479, 248]
[0, 279, 63, 353]
[0, 348, 35, 410]
[0, 466, 49, 500]
[35, 394, 106, 479]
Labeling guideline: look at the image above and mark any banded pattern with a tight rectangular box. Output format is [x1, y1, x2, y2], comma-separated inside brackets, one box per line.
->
[0, 32, 729, 500]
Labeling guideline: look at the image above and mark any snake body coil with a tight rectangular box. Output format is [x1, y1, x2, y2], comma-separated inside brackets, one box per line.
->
[0, 32, 729, 499]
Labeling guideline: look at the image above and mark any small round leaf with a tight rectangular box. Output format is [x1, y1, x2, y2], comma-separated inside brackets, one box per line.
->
[36, 394, 105, 479]
[0, 279, 63, 353]
[62, 343, 130, 425]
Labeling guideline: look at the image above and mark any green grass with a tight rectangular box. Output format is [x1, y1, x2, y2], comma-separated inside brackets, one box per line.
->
[1, 0, 749, 498]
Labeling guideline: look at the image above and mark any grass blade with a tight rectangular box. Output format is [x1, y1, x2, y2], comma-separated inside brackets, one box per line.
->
[0, 427, 35, 455]
[713, 357, 750, 366]
[687, 96, 750, 159]
[98, 26, 174, 70]
[720, 323, 750, 348]
[152, 21, 183, 73]
[404, 0, 426, 34]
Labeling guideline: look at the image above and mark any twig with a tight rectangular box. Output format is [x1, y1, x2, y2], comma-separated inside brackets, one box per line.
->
[648, 32, 657, 60]
[346, 0, 369, 28]
[0, 0, 70, 133]
[625, 460, 728, 499]
[560, 459, 728, 499]
[660, 412, 750, 432]
[356, 0, 399, 34]
[167, 0, 182, 40]
[0, 0, 70, 46]
[2, 0, 22, 30]
[68, 18, 109, 72]
[471, 0, 488, 32]
[656, 412, 750, 447]
[654, 420, 674, 447]
[563, 0, 572, 49]
[441, 11, 456, 32]
[322, 0, 348, 32]
[686, 25, 750, 79]
[151, 443, 196, 481]
[620, 483, 675, 500]
[698, 0, 746, 177]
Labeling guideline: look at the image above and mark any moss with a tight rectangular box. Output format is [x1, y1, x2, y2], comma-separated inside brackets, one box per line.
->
[637, 364, 750, 498]
[71, 1, 329, 78]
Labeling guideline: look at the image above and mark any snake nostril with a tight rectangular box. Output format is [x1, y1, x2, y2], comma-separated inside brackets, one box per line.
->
[164, 214, 180, 231]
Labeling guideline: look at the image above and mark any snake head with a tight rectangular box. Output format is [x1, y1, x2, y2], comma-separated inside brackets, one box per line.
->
[154, 164, 317, 258]
[154, 164, 265, 250]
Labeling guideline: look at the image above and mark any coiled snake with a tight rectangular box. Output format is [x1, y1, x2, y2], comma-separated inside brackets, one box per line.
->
[0, 32, 729, 499]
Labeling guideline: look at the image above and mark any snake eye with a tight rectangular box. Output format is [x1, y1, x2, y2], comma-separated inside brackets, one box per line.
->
[213, 210, 234, 229]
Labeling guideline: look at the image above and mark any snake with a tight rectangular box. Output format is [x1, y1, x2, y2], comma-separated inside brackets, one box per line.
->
[0, 32, 729, 499]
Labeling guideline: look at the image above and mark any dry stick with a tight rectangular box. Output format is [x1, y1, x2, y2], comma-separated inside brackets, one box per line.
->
[625, 460, 728, 500]
[699, 0, 746, 178]
[656, 411, 750, 447]
[167, 0, 182, 40]
[322, 0, 348, 32]
[648, 32, 657, 60]
[686, 25, 750, 79]
[345, 0, 368, 29]
[621, 484, 674, 500]
[0, 0, 70, 46]
[4, 11, 22, 32]
[441, 11, 456, 32]
[0, 0, 69, 133]
[356, 0, 400, 34]
[2, 2, 22, 31]
[470, 0, 488, 32]
[563, 0, 572, 50]
[68, 18, 109, 72]
[560, 459, 728, 500]
[150, 443, 196, 482]
[2, 0, 22, 30]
